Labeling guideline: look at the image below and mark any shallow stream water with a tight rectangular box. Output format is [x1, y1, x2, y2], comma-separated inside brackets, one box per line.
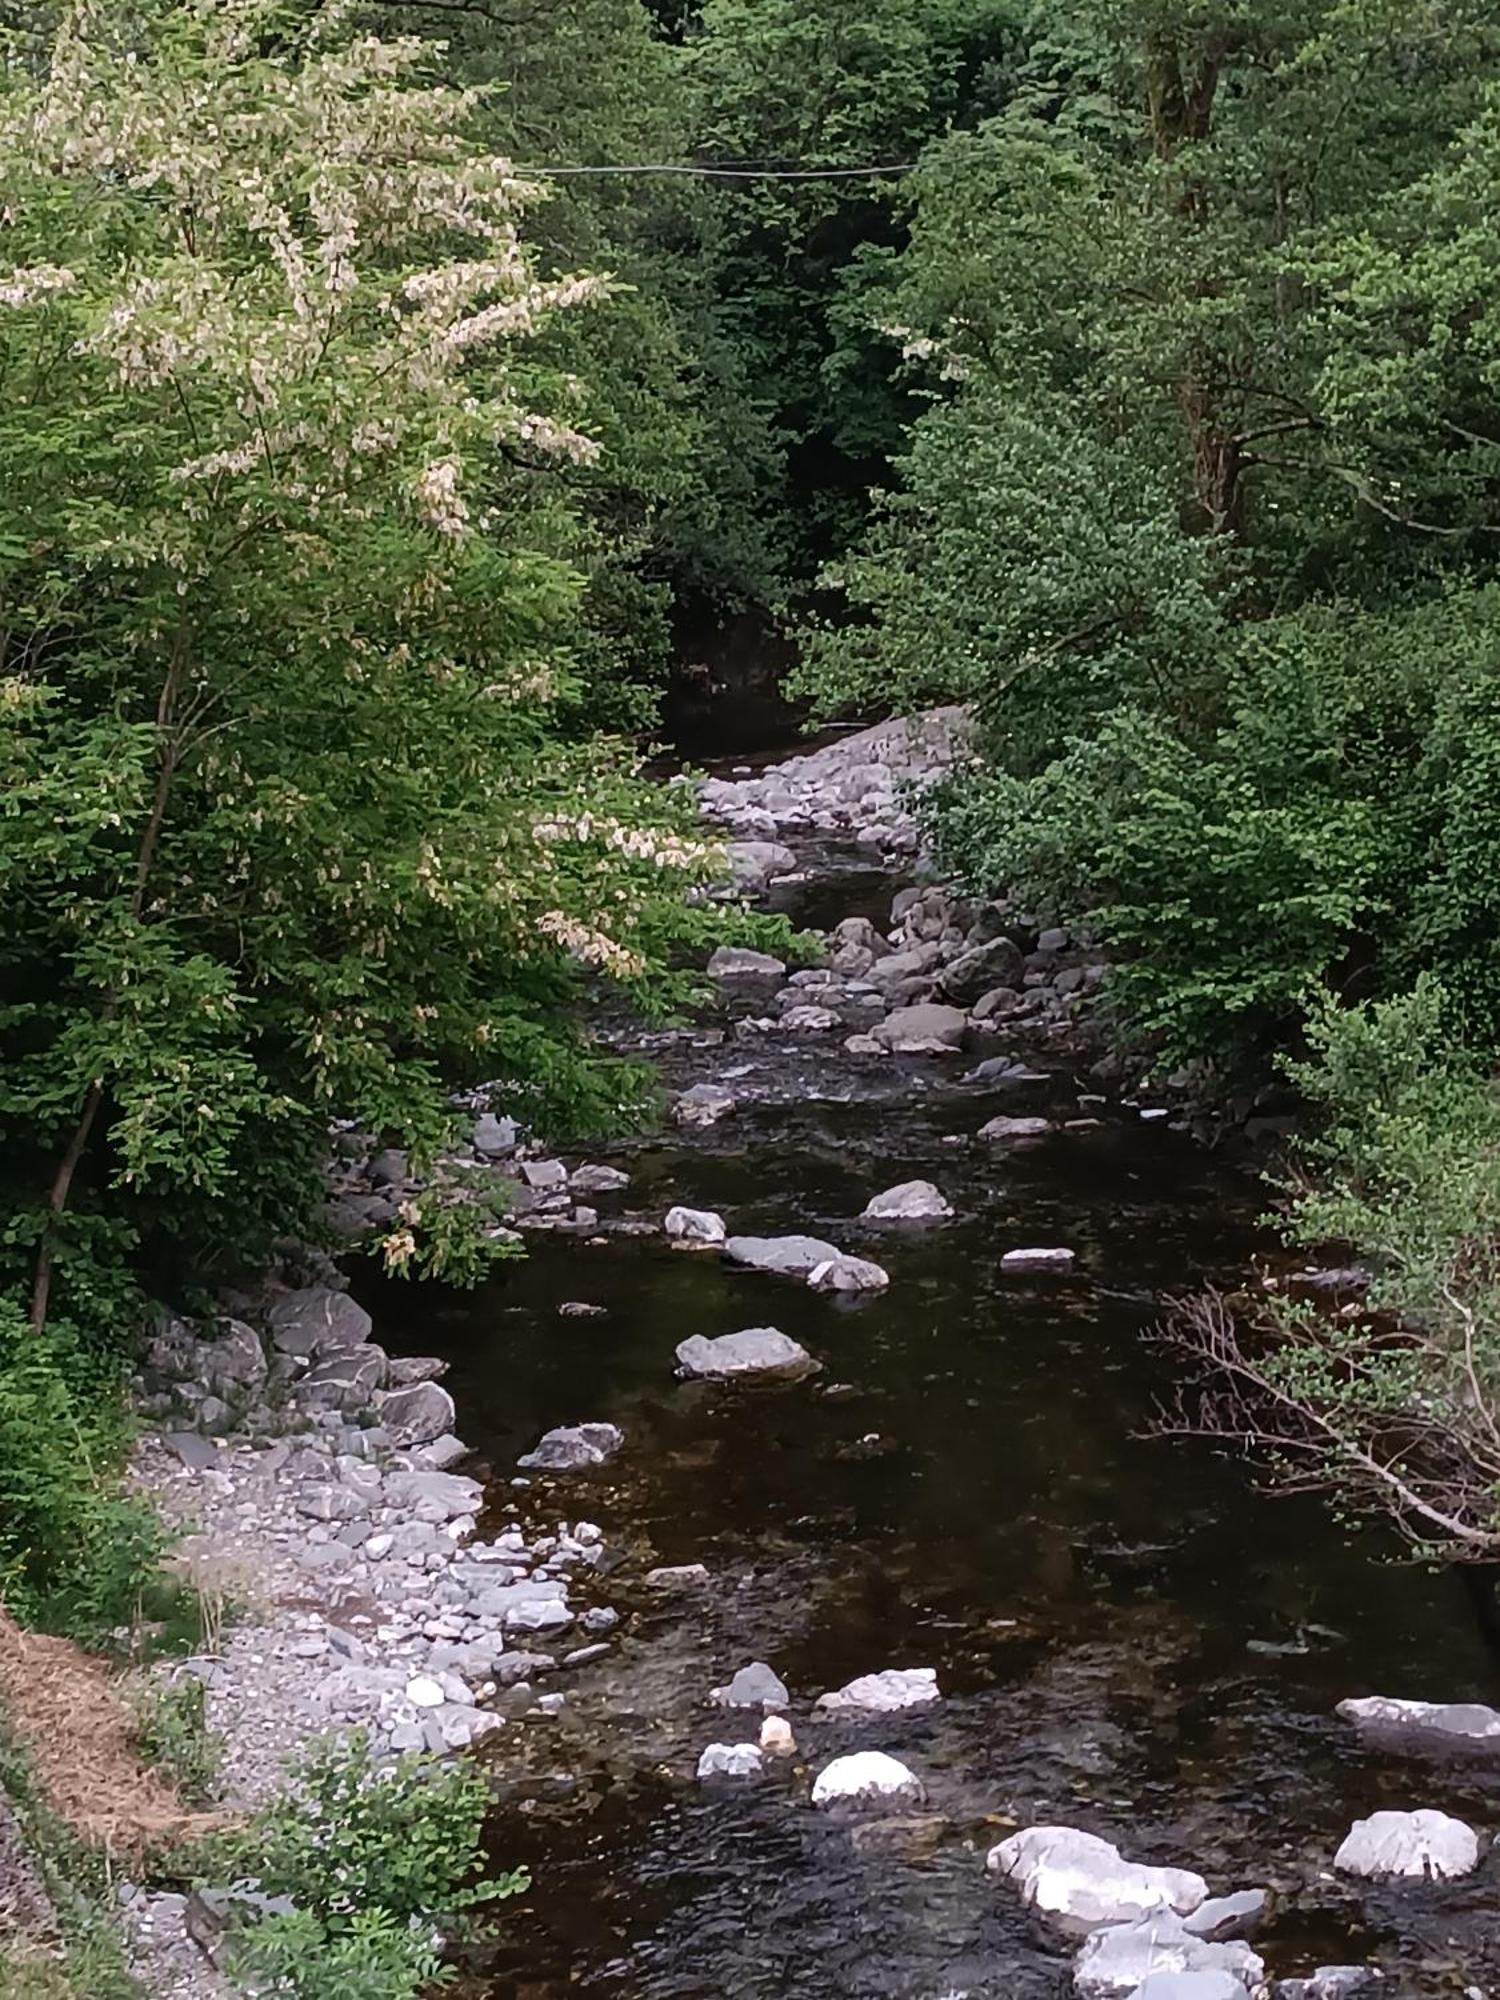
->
[362, 841, 1500, 2000]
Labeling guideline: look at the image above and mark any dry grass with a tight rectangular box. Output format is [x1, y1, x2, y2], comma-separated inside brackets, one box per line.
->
[0, 1607, 220, 1868]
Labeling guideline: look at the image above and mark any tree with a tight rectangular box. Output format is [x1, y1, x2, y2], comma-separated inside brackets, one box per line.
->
[0, 0, 741, 1330]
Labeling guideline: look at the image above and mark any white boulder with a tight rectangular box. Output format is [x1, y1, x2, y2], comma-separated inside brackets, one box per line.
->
[807, 1255, 890, 1294]
[677, 1328, 818, 1382]
[988, 1826, 1207, 1932]
[1072, 1912, 1262, 1998]
[696, 1743, 763, 1780]
[863, 1180, 953, 1222]
[811, 1751, 925, 1810]
[816, 1668, 939, 1714]
[1333, 1808, 1481, 1880]
[665, 1205, 728, 1246]
[1001, 1246, 1076, 1272]
[1336, 1694, 1500, 1750]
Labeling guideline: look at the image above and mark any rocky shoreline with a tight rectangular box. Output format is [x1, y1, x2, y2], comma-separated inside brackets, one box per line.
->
[114, 712, 1495, 2000]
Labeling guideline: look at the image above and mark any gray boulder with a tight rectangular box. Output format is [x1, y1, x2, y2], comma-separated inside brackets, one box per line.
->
[570, 1163, 630, 1195]
[197, 1318, 267, 1397]
[1073, 1913, 1262, 1998]
[267, 1286, 373, 1359]
[940, 935, 1025, 1005]
[872, 1004, 968, 1053]
[1336, 1694, 1500, 1753]
[863, 1180, 952, 1222]
[473, 1112, 519, 1157]
[296, 1343, 388, 1414]
[1333, 1808, 1481, 1880]
[979, 1115, 1053, 1142]
[1273, 1970, 1380, 2000]
[517, 1422, 624, 1471]
[373, 1379, 456, 1446]
[711, 1661, 790, 1711]
[725, 840, 796, 893]
[676, 1328, 818, 1382]
[724, 1234, 841, 1278]
[708, 946, 788, 988]
[384, 1469, 484, 1520]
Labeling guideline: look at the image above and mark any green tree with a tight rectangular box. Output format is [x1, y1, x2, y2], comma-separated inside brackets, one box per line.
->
[0, 0, 733, 1333]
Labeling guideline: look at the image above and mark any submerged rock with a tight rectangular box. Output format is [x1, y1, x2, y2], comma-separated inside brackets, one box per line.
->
[989, 1826, 1208, 1932]
[724, 1233, 841, 1278]
[979, 1115, 1053, 1142]
[712, 1661, 790, 1711]
[807, 1254, 889, 1294]
[1001, 1247, 1076, 1273]
[676, 1328, 818, 1382]
[863, 1180, 953, 1222]
[665, 1205, 728, 1246]
[817, 1668, 939, 1714]
[696, 1742, 763, 1780]
[517, 1422, 624, 1471]
[1336, 1694, 1500, 1752]
[811, 1752, 925, 1810]
[1333, 1808, 1481, 1880]
[1072, 1912, 1262, 1998]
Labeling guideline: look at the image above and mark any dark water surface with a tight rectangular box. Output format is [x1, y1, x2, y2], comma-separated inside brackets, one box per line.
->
[362, 879, 1500, 2000]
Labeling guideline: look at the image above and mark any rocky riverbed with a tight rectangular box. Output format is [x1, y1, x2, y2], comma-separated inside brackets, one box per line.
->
[120, 714, 1499, 1999]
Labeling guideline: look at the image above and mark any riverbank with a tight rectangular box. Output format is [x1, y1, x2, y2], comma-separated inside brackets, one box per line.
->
[38, 712, 1499, 1998]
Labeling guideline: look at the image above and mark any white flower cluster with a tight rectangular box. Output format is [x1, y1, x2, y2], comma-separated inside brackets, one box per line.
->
[531, 812, 711, 870]
[537, 910, 644, 978]
[0, 263, 75, 309]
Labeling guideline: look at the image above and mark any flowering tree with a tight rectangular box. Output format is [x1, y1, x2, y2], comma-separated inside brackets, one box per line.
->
[0, 0, 735, 1327]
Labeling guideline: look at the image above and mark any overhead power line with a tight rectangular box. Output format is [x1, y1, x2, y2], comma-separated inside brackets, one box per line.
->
[515, 161, 919, 181]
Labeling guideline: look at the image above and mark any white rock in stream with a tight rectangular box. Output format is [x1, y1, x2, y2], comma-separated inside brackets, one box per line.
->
[863, 1181, 953, 1222]
[1333, 1808, 1481, 1880]
[807, 1255, 890, 1295]
[817, 1668, 939, 1714]
[724, 1234, 841, 1278]
[676, 1328, 818, 1383]
[1336, 1694, 1500, 1750]
[1001, 1247, 1076, 1273]
[665, 1205, 728, 1246]
[988, 1826, 1208, 1931]
[696, 1742, 763, 1780]
[1072, 1912, 1262, 1998]
[811, 1752, 925, 1810]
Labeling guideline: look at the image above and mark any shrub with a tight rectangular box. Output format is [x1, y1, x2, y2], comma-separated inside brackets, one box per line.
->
[221, 1732, 526, 2000]
[0, 1299, 166, 1641]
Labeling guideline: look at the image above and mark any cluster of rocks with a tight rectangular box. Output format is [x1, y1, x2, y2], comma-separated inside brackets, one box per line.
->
[702, 880, 1105, 1078]
[700, 705, 975, 859]
[322, 1103, 635, 1249]
[989, 1817, 1443, 1998]
[693, 1657, 939, 1801]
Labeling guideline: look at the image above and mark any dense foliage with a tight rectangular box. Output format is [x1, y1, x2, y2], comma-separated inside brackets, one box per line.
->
[221, 1732, 524, 1999]
[790, 0, 1500, 1556]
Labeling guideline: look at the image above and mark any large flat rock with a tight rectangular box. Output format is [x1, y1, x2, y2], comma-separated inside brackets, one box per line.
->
[676, 1328, 818, 1382]
[723, 1234, 841, 1278]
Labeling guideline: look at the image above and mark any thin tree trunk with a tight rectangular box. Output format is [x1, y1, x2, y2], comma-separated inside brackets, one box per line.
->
[29, 627, 192, 1333]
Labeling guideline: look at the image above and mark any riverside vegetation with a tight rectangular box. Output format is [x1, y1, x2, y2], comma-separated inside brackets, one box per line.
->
[1, 1, 1499, 1995]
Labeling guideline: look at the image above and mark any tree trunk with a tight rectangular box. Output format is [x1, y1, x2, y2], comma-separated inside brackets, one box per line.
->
[29, 627, 192, 1333]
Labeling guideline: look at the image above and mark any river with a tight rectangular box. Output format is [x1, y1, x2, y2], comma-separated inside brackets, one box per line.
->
[362, 818, 1500, 2000]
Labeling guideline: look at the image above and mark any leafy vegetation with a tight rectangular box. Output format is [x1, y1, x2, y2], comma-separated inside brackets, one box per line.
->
[219, 1732, 525, 2000]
